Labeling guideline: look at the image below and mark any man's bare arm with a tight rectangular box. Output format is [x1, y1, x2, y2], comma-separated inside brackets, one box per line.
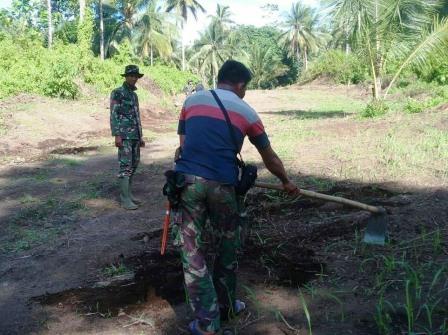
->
[257, 145, 298, 195]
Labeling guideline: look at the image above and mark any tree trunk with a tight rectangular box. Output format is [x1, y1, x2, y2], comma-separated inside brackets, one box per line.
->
[150, 44, 153, 66]
[374, 0, 382, 98]
[99, 0, 104, 60]
[303, 46, 308, 71]
[47, 0, 52, 48]
[181, 20, 185, 71]
[212, 65, 216, 88]
[345, 25, 350, 54]
[80, 0, 85, 22]
[296, 48, 300, 67]
[181, 35, 185, 71]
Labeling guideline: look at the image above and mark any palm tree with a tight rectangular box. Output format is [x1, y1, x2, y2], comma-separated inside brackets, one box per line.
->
[249, 45, 288, 88]
[209, 4, 233, 32]
[135, 1, 174, 65]
[99, 0, 104, 60]
[281, 1, 322, 71]
[106, 0, 150, 56]
[80, 0, 85, 21]
[326, 0, 448, 100]
[165, 0, 205, 71]
[189, 21, 230, 87]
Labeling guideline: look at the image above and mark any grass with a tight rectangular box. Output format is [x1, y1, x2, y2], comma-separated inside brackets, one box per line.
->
[4, 226, 63, 252]
[377, 127, 448, 181]
[1, 172, 113, 254]
[358, 230, 448, 335]
[299, 289, 313, 335]
[259, 90, 447, 186]
[50, 157, 84, 167]
[102, 263, 130, 277]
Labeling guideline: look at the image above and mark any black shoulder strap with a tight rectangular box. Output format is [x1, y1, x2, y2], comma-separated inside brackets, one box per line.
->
[210, 90, 244, 164]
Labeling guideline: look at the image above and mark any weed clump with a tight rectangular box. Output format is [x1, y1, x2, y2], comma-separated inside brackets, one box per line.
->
[361, 100, 389, 118]
[404, 98, 426, 114]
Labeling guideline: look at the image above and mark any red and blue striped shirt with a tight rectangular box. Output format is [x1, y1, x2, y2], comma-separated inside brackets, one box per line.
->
[176, 89, 270, 185]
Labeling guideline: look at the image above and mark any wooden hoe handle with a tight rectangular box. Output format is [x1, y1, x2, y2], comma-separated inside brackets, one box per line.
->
[254, 182, 385, 214]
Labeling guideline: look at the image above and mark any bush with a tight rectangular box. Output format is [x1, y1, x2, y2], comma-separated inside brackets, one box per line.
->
[361, 100, 389, 118]
[302, 50, 368, 84]
[415, 57, 448, 85]
[146, 65, 196, 95]
[0, 35, 196, 99]
[404, 98, 425, 114]
[0, 38, 81, 99]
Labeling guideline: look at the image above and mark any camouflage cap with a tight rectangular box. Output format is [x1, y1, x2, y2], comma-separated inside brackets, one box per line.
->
[121, 65, 144, 78]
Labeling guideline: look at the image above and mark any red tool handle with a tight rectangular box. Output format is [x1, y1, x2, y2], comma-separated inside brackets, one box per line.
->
[160, 202, 171, 255]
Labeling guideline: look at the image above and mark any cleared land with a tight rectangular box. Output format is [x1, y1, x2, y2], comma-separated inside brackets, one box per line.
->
[0, 84, 447, 335]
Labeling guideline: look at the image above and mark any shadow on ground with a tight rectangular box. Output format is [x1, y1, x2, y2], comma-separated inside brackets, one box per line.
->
[261, 109, 348, 120]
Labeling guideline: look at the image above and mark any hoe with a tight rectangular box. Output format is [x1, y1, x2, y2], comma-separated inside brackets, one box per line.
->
[254, 182, 388, 246]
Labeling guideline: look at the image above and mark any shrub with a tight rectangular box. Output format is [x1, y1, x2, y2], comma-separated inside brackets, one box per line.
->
[361, 100, 389, 118]
[145, 65, 196, 95]
[404, 98, 425, 114]
[302, 50, 368, 84]
[415, 57, 448, 85]
[0, 35, 196, 99]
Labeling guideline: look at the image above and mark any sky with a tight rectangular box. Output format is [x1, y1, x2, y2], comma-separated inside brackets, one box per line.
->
[0, 0, 321, 44]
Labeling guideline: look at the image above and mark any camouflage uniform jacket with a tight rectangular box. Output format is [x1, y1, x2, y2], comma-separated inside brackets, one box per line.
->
[110, 82, 143, 140]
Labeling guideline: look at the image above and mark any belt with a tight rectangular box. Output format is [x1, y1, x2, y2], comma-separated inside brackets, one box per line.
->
[182, 174, 232, 186]
[182, 174, 207, 184]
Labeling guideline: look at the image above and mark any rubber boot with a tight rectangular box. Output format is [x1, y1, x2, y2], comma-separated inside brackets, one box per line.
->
[129, 176, 141, 204]
[119, 177, 138, 210]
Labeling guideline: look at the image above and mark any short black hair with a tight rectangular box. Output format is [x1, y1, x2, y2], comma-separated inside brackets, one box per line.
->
[217, 60, 252, 86]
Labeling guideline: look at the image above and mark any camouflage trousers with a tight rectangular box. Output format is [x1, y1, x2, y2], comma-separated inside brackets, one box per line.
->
[118, 139, 140, 178]
[173, 178, 241, 333]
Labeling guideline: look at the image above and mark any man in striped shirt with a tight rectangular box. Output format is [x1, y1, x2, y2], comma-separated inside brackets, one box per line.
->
[174, 60, 298, 335]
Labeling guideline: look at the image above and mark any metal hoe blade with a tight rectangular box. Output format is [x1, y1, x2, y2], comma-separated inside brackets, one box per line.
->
[363, 213, 388, 245]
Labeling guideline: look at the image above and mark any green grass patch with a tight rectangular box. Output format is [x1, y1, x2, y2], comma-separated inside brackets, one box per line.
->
[378, 127, 448, 179]
[18, 194, 40, 204]
[103, 263, 130, 277]
[31, 170, 51, 182]
[361, 100, 389, 118]
[11, 197, 85, 225]
[50, 157, 84, 167]
[75, 179, 109, 200]
[2, 196, 86, 253]
[2, 226, 62, 252]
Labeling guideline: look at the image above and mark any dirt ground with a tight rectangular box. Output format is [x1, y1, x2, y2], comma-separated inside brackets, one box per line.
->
[0, 85, 447, 335]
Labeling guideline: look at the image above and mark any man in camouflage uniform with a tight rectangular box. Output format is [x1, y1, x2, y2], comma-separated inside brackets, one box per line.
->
[183, 79, 195, 97]
[110, 65, 145, 210]
[174, 60, 299, 335]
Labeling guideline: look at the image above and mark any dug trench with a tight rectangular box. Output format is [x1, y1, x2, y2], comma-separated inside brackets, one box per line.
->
[31, 184, 404, 333]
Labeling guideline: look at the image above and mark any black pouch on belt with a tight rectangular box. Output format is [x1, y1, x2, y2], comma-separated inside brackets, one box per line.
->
[162, 170, 186, 209]
[235, 160, 257, 196]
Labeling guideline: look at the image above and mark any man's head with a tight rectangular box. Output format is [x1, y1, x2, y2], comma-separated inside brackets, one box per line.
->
[122, 65, 144, 87]
[217, 60, 252, 98]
